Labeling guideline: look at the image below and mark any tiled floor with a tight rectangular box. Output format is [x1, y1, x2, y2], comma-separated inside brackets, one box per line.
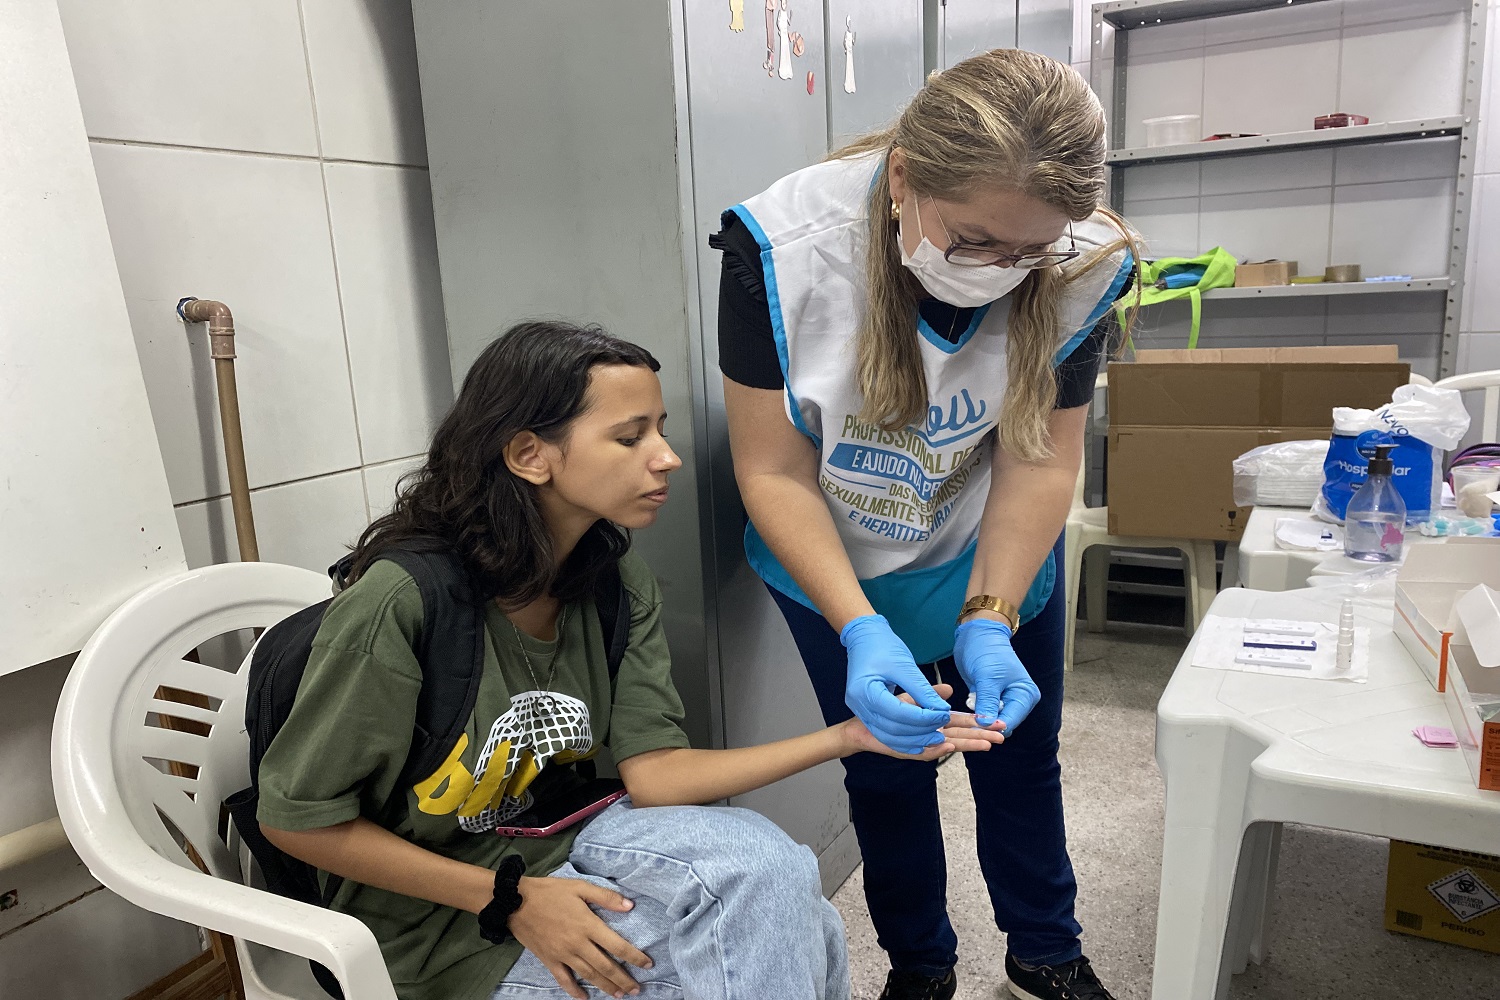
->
[832, 623, 1499, 1000]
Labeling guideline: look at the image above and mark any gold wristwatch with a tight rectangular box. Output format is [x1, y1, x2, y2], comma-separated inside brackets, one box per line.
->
[957, 594, 1020, 632]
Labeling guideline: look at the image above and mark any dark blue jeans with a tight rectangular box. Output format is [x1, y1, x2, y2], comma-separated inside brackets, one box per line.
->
[769, 535, 1080, 976]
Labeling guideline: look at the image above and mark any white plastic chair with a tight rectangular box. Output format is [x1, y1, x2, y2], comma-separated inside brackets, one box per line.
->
[1434, 368, 1500, 441]
[1063, 372, 1217, 670]
[51, 562, 399, 1000]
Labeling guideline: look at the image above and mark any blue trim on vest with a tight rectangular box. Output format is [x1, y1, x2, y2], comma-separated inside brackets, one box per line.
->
[1053, 252, 1135, 364]
[917, 303, 992, 355]
[726, 204, 822, 450]
[745, 521, 1055, 664]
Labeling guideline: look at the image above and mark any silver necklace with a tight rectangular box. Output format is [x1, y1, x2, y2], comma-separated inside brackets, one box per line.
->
[509, 603, 566, 698]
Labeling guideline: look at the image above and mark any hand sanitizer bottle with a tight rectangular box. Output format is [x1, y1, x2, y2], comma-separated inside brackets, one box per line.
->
[1344, 444, 1406, 562]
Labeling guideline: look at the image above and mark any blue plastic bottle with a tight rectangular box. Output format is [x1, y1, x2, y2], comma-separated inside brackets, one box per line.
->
[1344, 444, 1407, 562]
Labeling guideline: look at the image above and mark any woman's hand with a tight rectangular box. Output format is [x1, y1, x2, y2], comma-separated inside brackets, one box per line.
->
[952, 618, 1041, 734]
[508, 876, 653, 1000]
[837, 683, 1004, 760]
[840, 614, 955, 754]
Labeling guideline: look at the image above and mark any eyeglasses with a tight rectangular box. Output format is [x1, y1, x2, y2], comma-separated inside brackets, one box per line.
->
[928, 198, 1080, 270]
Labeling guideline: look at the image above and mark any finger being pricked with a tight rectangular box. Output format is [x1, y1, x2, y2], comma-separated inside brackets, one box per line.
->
[939, 721, 1005, 752]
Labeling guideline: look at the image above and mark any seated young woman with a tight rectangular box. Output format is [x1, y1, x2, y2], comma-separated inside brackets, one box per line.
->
[256, 320, 1003, 1000]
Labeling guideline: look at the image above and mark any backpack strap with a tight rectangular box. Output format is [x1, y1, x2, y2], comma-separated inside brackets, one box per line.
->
[377, 548, 488, 785]
[594, 560, 630, 685]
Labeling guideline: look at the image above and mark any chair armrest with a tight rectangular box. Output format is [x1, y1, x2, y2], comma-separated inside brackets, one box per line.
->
[70, 833, 397, 1000]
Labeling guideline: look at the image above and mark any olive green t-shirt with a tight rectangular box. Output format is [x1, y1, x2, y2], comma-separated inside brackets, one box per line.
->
[256, 550, 691, 1000]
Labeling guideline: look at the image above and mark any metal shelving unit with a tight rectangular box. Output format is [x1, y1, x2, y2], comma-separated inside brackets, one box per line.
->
[1106, 117, 1467, 166]
[1090, 0, 1489, 376]
[1204, 277, 1452, 300]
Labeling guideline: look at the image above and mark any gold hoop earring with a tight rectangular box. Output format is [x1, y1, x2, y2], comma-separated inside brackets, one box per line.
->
[890, 199, 902, 223]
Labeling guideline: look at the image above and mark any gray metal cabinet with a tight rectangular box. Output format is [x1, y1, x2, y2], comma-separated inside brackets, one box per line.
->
[411, 0, 861, 891]
[824, 0, 925, 144]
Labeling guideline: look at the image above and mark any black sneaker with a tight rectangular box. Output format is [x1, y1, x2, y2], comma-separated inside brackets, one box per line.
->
[1004, 954, 1116, 1000]
[877, 968, 957, 1000]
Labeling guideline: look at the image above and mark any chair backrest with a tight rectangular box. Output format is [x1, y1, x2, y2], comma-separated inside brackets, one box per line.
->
[53, 563, 331, 892]
[1435, 368, 1500, 442]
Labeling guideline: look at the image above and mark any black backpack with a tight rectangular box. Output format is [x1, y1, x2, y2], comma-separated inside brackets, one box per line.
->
[226, 546, 629, 993]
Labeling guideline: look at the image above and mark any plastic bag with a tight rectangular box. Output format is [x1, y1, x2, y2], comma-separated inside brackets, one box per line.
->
[1232, 440, 1329, 507]
[1317, 385, 1471, 523]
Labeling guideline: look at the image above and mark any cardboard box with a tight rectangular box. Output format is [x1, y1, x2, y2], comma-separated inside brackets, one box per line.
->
[1107, 346, 1410, 541]
[1386, 840, 1500, 954]
[1235, 260, 1298, 287]
[1394, 538, 1500, 788]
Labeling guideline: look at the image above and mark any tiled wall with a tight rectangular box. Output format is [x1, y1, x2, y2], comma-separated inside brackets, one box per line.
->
[59, 0, 451, 574]
[1070, 0, 1500, 383]
[0, 3, 448, 993]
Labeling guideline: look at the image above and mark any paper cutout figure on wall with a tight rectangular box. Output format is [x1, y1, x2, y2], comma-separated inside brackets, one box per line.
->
[843, 16, 856, 93]
[791, 31, 805, 58]
[729, 0, 744, 32]
[777, 1, 794, 80]
[763, 0, 777, 76]
[807, 71, 815, 95]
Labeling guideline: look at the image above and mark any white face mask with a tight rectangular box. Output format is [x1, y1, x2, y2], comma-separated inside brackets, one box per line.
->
[898, 198, 1030, 308]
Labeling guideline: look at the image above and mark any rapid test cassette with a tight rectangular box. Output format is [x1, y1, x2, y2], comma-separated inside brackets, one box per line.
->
[1240, 619, 1318, 638]
[1234, 649, 1315, 670]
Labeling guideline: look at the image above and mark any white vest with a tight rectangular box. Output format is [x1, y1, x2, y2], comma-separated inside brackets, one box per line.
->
[731, 153, 1130, 661]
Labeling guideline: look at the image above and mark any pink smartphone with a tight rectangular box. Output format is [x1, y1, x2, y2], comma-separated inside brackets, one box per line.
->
[493, 779, 627, 838]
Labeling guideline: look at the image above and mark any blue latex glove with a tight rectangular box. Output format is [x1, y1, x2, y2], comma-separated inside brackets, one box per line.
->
[953, 618, 1041, 734]
[840, 615, 953, 755]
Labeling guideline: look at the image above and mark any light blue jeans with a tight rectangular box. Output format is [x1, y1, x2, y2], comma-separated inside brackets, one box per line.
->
[491, 798, 850, 1000]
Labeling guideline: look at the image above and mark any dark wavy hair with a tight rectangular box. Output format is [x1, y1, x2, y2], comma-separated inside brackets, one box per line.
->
[349, 320, 661, 607]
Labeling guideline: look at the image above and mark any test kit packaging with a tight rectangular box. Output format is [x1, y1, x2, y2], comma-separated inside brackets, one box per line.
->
[1385, 841, 1500, 954]
[1393, 539, 1500, 789]
[1234, 260, 1297, 287]
[1106, 347, 1410, 541]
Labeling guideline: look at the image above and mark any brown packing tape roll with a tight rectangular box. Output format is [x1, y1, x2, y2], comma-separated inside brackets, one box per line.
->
[1325, 264, 1362, 282]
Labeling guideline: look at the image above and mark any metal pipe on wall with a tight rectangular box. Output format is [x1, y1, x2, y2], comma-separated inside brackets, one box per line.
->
[0, 817, 69, 874]
[177, 297, 259, 562]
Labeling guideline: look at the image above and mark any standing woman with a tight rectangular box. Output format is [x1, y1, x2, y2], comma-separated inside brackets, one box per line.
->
[712, 51, 1139, 1000]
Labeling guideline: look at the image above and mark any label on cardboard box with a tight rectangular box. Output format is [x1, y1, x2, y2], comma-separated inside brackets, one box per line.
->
[1387, 841, 1500, 955]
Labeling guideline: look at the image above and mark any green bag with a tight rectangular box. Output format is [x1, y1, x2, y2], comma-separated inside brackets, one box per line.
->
[1115, 246, 1238, 349]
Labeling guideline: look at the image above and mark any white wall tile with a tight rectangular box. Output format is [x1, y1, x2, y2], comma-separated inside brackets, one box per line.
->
[176, 470, 369, 571]
[1339, 15, 1468, 123]
[1326, 293, 1448, 338]
[302, 0, 428, 165]
[1128, 297, 1327, 350]
[1123, 196, 1201, 258]
[1342, 0, 1470, 30]
[1125, 19, 1207, 57]
[325, 163, 451, 464]
[1461, 331, 1500, 372]
[1334, 136, 1461, 185]
[91, 143, 362, 504]
[1122, 50, 1205, 148]
[1122, 161, 1201, 201]
[1202, 3, 1344, 46]
[56, 0, 316, 155]
[1330, 178, 1455, 277]
[363, 455, 426, 521]
[1464, 174, 1500, 329]
[1200, 188, 1334, 270]
[0, 888, 202, 999]
[1202, 32, 1341, 137]
[1200, 149, 1333, 195]
[1479, 10, 1500, 175]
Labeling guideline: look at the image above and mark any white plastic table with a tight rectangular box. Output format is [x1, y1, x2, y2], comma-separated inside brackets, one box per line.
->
[1235, 507, 1440, 591]
[1152, 585, 1500, 1000]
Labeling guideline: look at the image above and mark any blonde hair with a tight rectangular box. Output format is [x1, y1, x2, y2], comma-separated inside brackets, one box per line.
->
[835, 49, 1142, 461]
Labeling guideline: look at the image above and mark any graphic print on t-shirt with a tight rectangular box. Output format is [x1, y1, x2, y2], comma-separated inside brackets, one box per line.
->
[822, 391, 991, 544]
[411, 690, 596, 832]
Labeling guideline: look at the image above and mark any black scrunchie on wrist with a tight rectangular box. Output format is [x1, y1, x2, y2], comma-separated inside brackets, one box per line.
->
[477, 854, 527, 945]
